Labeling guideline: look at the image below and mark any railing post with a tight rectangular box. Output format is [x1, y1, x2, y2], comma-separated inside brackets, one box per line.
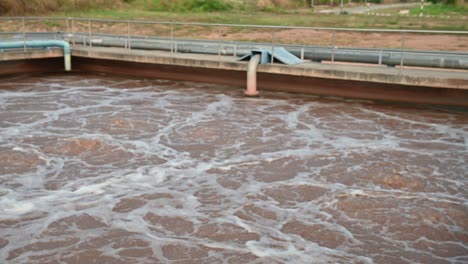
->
[271, 29, 275, 64]
[127, 22, 131, 50]
[22, 18, 26, 52]
[218, 25, 222, 61]
[171, 23, 174, 53]
[331, 30, 336, 72]
[400, 31, 406, 74]
[88, 19, 92, 47]
[66, 17, 69, 35]
[71, 18, 75, 46]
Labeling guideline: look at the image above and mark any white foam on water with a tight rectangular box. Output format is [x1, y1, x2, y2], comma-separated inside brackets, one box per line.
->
[0, 198, 35, 215]
[0, 74, 467, 263]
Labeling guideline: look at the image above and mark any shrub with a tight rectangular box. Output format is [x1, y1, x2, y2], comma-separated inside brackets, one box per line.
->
[150, 0, 233, 12]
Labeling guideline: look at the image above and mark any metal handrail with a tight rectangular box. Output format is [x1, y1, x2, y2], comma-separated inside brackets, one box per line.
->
[1, 16, 467, 72]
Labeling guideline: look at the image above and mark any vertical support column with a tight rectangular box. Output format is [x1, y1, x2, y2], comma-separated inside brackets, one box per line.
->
[88, 19, 92, 47]
[271, 29, 275, 64]
[22, 18, 26, 52]
[66, 17, 69, 35]
[400, 31, 406, 74]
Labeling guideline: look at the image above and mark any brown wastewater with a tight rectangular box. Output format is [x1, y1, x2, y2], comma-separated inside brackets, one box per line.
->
[0, 74, 467, 263]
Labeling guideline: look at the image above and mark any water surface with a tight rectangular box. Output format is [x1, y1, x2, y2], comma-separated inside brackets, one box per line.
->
[0, 74, 467, 263]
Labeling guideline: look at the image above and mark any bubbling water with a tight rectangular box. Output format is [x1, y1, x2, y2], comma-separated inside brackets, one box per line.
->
[0, 74, 467, 263]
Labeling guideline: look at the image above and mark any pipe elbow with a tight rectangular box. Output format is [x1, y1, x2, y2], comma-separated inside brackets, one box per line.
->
[0, 40, 72, 71]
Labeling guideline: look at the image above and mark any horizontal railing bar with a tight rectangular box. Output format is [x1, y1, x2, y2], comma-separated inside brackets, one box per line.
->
[0, 16, 468, 35]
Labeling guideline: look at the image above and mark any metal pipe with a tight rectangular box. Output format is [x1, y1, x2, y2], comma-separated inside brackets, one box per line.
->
[245, 54, 261, 97]
[0, 40, 71, 71]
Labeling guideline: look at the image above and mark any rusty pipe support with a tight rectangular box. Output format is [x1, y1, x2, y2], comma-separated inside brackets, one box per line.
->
[245, 54, 261, 97]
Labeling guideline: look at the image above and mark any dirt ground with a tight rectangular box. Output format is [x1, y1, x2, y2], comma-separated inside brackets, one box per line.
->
[220, 29, 468, 51]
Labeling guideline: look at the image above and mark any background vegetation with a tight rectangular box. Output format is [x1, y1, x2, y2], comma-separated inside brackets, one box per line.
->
[0, 0, 122, 15]
[0, 0, 466, 30]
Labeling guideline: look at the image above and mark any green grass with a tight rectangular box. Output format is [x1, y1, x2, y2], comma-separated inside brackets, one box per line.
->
[52, 7, 468, 31]
[381, 3, 468, 17]
[43, 21, 61, 27]
[409, 3, 468, 16]
[146, 0, 233, 12]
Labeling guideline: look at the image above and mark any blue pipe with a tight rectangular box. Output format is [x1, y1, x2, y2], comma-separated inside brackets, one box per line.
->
[0, 40, 71, 71]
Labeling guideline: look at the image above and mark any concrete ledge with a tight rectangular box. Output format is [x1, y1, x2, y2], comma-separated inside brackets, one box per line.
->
[72, 57, 468, 107]
[71, 46, 468, 90]
[0, 48, 63, 61]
